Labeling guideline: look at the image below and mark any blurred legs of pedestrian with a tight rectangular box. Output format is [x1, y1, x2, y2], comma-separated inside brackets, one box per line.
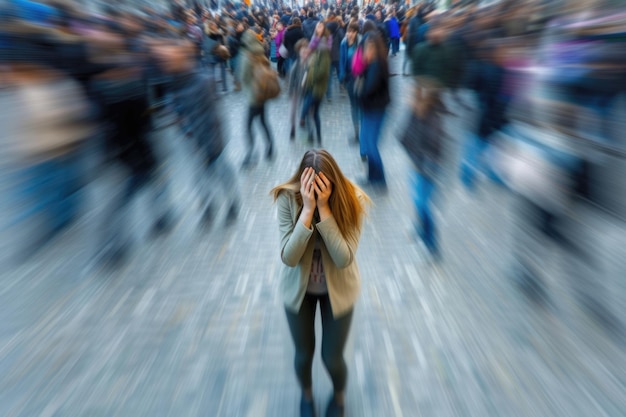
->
[402, 47, 411, 75]
[231, 55, 241, 91]
[289, 94, 302, 141]
[360, 110, 386, 185]
[12, 149, 84, 260]
[220, 61, 228, 92]
[460, 132, 503, 190]
[390, 37, 400, 56]
[414, 170, 439, 258]
[301, 93, 322, 145]
[243, 103, 274, 167]
[325, 61, 340, 101]
[209, 62, 228, 93]
[347, 88, 360, 144]
[198, 153, 240, 227]
[277, 56, 286, 78]
[99, 168, 173, 266]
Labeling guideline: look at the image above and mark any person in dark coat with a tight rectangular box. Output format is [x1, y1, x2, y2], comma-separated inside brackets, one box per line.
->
[399, 85, 449, 257]
[410, 18, 453, 88]
[356, 31, 390, 187]
[171, 70, 241, 227]
[302, 9, 320, 40]
[282, 17, 304, 74]
[325, 12, 344, 101]
[385, 10, 401, 56]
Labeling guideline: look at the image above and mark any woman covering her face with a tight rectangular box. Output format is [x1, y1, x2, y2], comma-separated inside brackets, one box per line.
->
[270, 149, 370, 417]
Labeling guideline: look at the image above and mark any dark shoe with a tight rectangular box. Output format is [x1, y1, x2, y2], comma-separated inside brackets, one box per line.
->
[266, 144, 274, 160]
[360, 154, 367, 162]
[290, 127, 295, 141]
[201, 204, 214, 228]
[225, 202, 239, 225]
[151, 213, 175, 238]
[300, 396, 315, 417]
[241, 153, 254, 169]
[325, 396, 344, 417]
[98, 244, 129, 269]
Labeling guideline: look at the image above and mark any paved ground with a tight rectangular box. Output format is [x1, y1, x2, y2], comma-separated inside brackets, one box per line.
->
[1, 53, 625, 417]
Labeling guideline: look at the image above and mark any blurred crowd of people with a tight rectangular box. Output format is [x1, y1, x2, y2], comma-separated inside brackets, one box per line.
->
[1, 0, 625, 334]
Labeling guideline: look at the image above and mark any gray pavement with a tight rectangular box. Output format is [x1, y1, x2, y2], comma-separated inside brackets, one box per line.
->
[1, 53, 625, 417]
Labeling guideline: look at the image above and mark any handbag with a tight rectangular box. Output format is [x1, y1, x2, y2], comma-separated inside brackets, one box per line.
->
[279, 43, 289, 59]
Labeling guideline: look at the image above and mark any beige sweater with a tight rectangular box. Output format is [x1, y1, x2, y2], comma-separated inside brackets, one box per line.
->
[276, 191, 365, 318]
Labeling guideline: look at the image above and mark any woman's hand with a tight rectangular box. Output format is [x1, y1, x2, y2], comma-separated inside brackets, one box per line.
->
[300, 167, 317, 214]
[314, 172, 333, 208]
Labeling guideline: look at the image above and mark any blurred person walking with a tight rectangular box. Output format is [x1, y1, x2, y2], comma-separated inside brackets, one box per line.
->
[93, 45, 175, 266]
[202, 19, 230, 93]
[325, 11, 344, 101]
[239, 29, 278, 167]
[385, 10, 401, 56]
[288, 38, 310, 141]
[300, 21, 332, 145]
[354, 29, 390, 187]
[339, 21, 361, 144]
[227, 21, 246, 92]
[271, 149, 370, 417]
[2, 62, 94, 260]
[399, 85, 450, 258]
[168, 60, 241, 228]
[282, 17, 305, 75]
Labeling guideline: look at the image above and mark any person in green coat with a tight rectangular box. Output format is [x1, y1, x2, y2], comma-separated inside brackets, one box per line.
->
[300, 21, 332, 145]
[410, 19, 453, 88]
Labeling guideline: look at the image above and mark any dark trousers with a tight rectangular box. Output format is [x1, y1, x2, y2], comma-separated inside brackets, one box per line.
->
[285, 293, 353, 393]
[390, 37, 400, 55]
[301, 92, 322, 143]
[246, 104, 273, 153]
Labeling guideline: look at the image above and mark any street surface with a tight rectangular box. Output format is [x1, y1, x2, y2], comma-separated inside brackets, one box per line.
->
[1, 53, 625, 417]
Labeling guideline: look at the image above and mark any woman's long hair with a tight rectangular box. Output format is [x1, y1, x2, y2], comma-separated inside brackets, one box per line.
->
[271, 149, 370, 239]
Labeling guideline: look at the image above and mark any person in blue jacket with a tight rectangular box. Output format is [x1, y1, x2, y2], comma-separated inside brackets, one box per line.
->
[339, 21, 361, 144]
[385, 10, 401, 56]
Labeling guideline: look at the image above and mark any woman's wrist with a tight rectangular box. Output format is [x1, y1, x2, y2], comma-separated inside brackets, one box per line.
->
[317, 204, 331, 221]
[300, 208, 315, 228]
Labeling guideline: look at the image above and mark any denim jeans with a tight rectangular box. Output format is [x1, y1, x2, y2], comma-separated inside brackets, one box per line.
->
[326, 61, 340, 99]
[459, 132, 503, 190]
[414, 171, 437, 252]
[100, 168, 171, 254]
[301, 92, 322, 142]
[360, 109, 386, 183]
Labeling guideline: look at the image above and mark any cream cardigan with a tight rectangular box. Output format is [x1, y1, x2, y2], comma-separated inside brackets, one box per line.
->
[276, 190, 365, 318]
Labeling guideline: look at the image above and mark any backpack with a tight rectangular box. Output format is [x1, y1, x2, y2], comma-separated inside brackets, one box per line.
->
[250, 53, 281, 102]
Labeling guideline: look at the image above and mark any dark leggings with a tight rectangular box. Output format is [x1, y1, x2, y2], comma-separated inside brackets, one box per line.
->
[246, 104, 273, 149]
[285, 293, 353, 393]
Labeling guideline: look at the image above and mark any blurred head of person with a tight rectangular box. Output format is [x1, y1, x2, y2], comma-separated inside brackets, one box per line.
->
[361, 19, 377, 36]
[363, 32, 386, 64]
[346, 22, 359, 45]
[295, 38, 309, 58]
[314, 20, 330, 38]
[426, 20, 446, 45]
